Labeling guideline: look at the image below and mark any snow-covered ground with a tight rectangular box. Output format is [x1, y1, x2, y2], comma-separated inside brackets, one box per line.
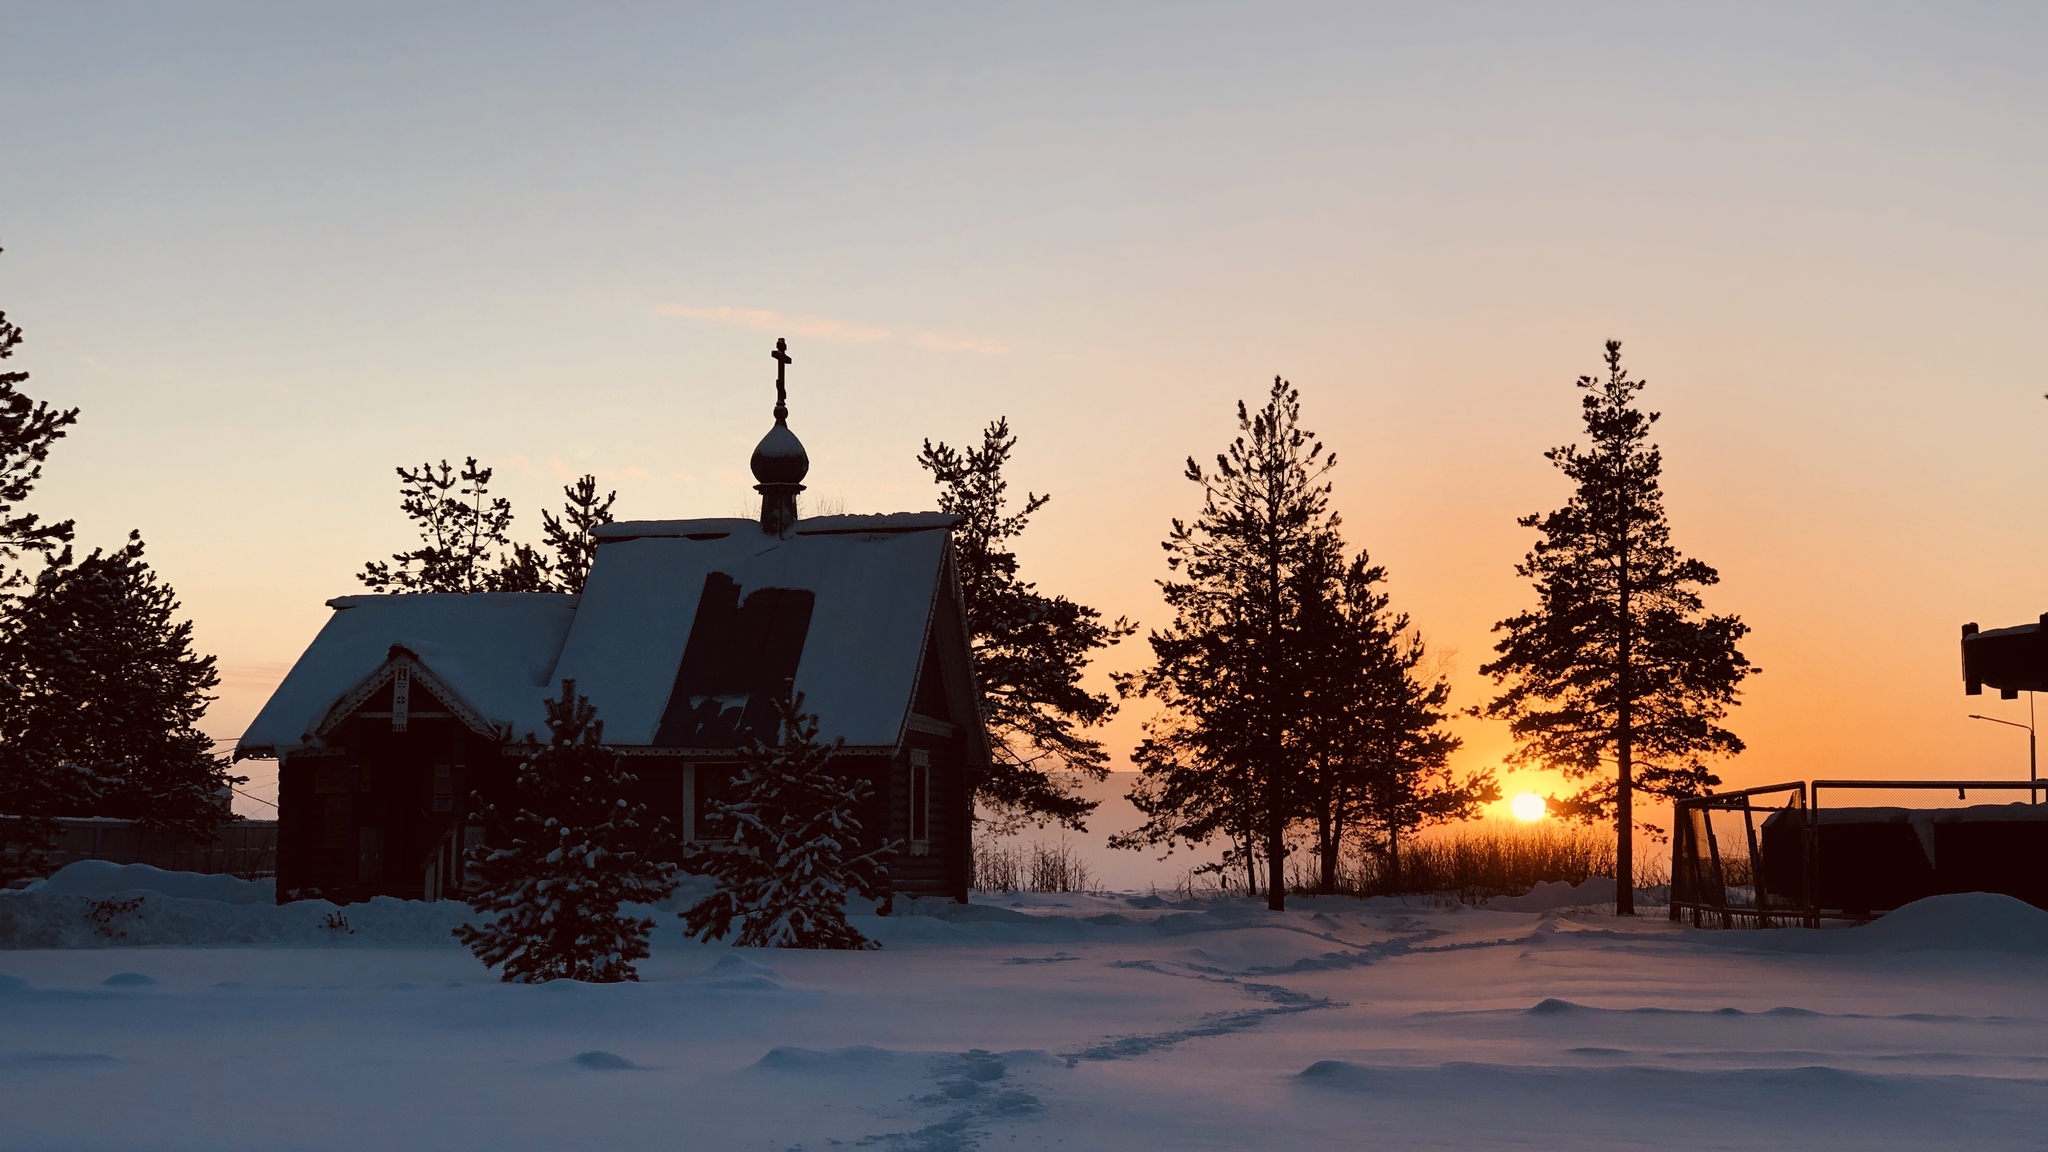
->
[5, 865, 2047, 1150]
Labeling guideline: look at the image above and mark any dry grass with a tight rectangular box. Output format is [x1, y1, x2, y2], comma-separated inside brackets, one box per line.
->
[972, 837, 1096, 894]
[1295, 821, 1673, 900]
[973, 820, 1681, 902]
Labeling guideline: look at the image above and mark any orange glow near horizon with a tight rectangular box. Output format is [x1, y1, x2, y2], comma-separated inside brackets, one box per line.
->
[2, 8, 2041, 848]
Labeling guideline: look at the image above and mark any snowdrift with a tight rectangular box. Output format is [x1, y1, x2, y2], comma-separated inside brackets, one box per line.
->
[27, 864, 2039, 958]
[1829, 892, 2048, 953]
[1486, 877, 1617, 912]
[27, 860, 274, 905]
[2, 864, 1448, 952]
[1712, 892, 2048, 955]
[0, 861, 473, 948]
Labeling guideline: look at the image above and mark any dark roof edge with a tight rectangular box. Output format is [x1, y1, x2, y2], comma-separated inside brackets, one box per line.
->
[324, 592, 580, 610]
[594, 511, 957, 542]
[614, 744, 898, 756]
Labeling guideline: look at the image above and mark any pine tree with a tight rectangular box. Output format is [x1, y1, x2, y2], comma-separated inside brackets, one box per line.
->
[681, 693, 895, 949]
[489, 542, 553, 593]
[1290, 546, 1488, 893]
[1290, 539, 1371, 894]
[0, 533, 238, 841]
[0, 246, 82, 878]
[918, 419, 1133, 832]
[541, 475, 616, 594]
[1357, 634, 1492, 892]
[1116, 378, 1335, 911]
[0, 246, 79, 596]
[1480, 342, 1756, 916]
[359, 457, 549, 593]
[454, 681, 676, 982]
[1268, 525, 1494, 895]
[0, 245, 83, 879]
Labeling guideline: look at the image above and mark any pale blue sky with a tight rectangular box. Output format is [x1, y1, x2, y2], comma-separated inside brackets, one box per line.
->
[4, 3, 2046, 821]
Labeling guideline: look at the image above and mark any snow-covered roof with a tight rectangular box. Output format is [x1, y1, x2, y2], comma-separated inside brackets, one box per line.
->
[238, 512, 960, 758]
[553, 513, 956, 748]
[236, 594, 579, 758]
[591, 512, 956, 541]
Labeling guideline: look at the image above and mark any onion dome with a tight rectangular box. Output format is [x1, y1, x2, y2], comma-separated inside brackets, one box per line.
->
[751, 420, 809, 485]
[753, 338, 807, 535]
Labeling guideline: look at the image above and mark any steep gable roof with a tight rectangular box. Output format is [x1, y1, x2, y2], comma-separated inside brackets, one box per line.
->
[236, 593, 579, 758]
[552, 513, 955, 748]
[235, 513, 963, 759]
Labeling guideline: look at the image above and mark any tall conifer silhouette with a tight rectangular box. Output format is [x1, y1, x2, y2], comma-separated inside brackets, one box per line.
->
[0, 245, 77, 596]
[1480, 342, 1756, 915]
[918, 419, 1133, 831]
[1117, 378, 1335, 910]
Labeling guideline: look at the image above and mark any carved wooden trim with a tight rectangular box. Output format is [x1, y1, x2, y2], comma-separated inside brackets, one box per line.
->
[311, 647, 505, 743]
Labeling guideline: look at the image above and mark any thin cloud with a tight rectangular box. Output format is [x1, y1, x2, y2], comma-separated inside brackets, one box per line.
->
[541, 456, 647, 483]
[218, 661, 291, 688]
[657, 303, 889, 344]
[658, 303, 1006, 354]
[913, 331, 1009, 355]
[502, 456, 649, 485]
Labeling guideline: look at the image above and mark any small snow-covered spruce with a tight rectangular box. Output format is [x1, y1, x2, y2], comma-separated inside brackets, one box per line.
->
[682, 693, 896, 950]
[454, 681, 676, 982]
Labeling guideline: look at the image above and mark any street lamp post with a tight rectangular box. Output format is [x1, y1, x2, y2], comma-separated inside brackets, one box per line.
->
[1969, 692, 2038, 799]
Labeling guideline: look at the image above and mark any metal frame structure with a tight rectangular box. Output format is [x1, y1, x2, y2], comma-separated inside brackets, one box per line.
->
[1670, 782, 1806, 929]
[1671, 779, 2048, 929]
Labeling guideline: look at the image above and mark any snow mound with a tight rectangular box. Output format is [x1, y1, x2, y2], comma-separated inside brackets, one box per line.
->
[684, 954, 785, 990]
[755, 1045, 912, 1073]
[1297, 1059, 1899, 1103]
[0, 1052, 121, 1069]
[569, 1050, 641, 1070]
[899, 900, 1047, 925]
[1300, 1059, 1384, 1087]
[0, 876, 474, 949]
[0, 974, 28, 994]
[1725, 893, 2048, 955]
[1488, 878, 1616, 912]
[1850, 893, 2048, 953]
[35, 861, 274, 905]
[100, 972, 156, 987]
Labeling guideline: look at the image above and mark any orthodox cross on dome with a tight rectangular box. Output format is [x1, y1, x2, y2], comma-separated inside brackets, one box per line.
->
[771, 338, 792, 422]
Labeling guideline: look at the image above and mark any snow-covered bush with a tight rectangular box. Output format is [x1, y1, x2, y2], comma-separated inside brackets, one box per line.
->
[454, 681, 675, 982]
[682, 693, 895, 949]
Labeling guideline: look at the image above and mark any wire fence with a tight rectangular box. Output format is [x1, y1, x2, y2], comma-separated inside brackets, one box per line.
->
[2, 816, 277, 881]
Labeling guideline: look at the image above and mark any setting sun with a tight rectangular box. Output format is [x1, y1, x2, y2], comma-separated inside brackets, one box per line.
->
[1510, 793, 1547, 822]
